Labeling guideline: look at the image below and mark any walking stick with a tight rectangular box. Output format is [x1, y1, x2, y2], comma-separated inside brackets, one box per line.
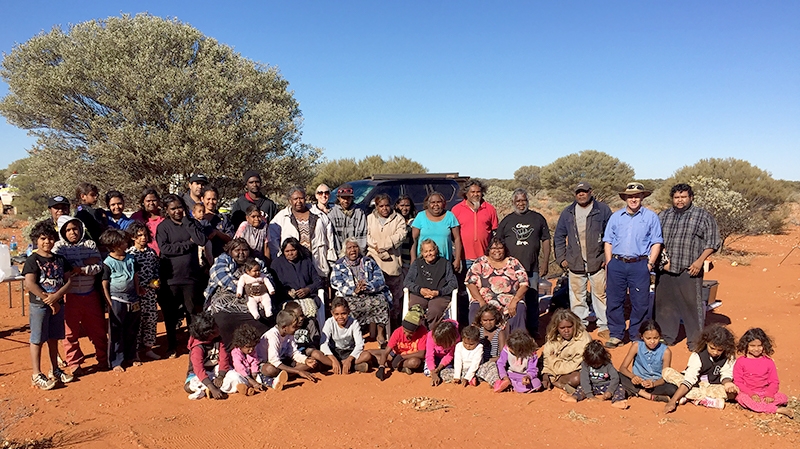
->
[777, 238, 800, 266]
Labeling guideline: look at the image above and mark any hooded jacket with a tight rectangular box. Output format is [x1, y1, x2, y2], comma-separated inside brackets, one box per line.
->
[52, 215, 103, 294]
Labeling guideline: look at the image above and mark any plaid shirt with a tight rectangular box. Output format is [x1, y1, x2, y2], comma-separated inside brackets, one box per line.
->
[204, 253, 270, 301]
[328, 204, 367, 255]
[658, 204, 720, 274]
[330, 256, 392, 305]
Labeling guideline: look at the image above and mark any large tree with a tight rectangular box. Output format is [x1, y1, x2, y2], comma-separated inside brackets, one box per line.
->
[540, 150, 635, 202]
[310, 155, 427, 190]
[0, 14, 319, 204]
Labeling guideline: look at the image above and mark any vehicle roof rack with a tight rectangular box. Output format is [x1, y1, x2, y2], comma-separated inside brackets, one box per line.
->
[366, 173, 469, 181]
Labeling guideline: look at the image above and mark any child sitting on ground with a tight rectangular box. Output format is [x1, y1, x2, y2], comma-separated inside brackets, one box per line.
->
[561, 340, 629, 409]
[230, 324, 266, 396]
[541, 308, 592, 392]
[257, 310, 319, 390]
[53, 215, 108, 376]
[314, 297, 374, 374]
[473, 304, 507, 387]
[663, 324, 739, 413]
[100, 229, 143, 373]
[453, 325, 484, 387]
[23, 221, 75, 390]
[376, 305, 427, 381]
[426, 319, 460, 386]
[733, 328, 793, 418]
[283, 300, 320, 357]
[617, 319, 677, 402]
[495, 329, 541, 393]
[236, 258, 276, 320]
[184, 312, 244, 400]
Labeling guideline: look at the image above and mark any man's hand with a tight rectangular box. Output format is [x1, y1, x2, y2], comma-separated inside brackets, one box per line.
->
[453, 259, 461, 273]
[295, 287, 311, 298]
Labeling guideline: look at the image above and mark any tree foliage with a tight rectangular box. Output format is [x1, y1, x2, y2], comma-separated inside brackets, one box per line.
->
[513, 165, 543, 196]
[0, 14, 320, 205]
[689, 176, 751, 250]
[657, 158, 789, 211]
[540, 150, 635, 202]
[310, 155, 427, 190]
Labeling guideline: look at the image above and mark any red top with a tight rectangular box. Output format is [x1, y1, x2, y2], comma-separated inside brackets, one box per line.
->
[452, 200, 498, 260]
[131, 210, 164, 255]
[388, 326, 428, 356]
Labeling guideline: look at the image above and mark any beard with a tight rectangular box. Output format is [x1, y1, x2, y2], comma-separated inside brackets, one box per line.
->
[469, 199, 481, 209]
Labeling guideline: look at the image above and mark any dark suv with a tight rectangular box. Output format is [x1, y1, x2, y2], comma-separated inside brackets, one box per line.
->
[330, 173, 468, 212]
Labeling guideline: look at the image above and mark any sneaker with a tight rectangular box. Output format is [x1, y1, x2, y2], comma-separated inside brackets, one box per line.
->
[493, 378, 511, 393]
[51, 367, 74, 384]
[605, 337, 623, 348]
[32, 373, 57, 390]
[697, 397, 725, 409]
[597, 330, 610, 340]
[354, 362, 369, 373]
[70, 366, 85, 378]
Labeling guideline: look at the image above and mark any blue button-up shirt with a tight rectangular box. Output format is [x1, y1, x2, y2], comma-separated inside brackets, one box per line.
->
[603, 207, 663, 257]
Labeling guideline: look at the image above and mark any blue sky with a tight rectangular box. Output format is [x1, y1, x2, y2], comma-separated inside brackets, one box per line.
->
[1, 1, 798, 180]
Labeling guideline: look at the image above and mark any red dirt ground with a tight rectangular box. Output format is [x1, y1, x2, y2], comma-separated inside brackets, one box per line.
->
[1, 225, 799, 448]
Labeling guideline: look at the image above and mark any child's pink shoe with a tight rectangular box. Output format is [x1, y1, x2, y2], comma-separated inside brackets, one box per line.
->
[469, 378, 478, 387]
[493, 378, 511, 393]
[696, 397, 724, 409]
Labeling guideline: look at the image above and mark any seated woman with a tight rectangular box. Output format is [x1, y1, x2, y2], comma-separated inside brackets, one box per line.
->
[404, 238, 458, 329]
[271, 237, 324, 308]
[330, 237, 391, 347]
[465, 237, 529, 333]
[204, 238, 272, 349]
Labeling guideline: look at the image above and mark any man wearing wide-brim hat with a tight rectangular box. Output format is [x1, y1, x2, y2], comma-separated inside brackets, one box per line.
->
[601, 182, 663, 348]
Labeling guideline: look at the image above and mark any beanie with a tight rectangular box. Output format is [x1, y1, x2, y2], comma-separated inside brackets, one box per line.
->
[243, 170, 261, 184]
[402, 304, 426, 332]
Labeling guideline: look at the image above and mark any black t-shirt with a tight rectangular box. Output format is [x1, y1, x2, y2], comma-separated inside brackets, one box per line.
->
[497, 210, 550, 274]
[21, 252, 73, 305]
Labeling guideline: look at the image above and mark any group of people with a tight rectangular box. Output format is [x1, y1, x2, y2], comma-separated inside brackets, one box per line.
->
[18, 174, 791, 418]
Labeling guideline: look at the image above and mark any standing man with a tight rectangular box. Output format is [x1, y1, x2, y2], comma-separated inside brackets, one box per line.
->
[182, 174, 208, 210]
[497, 188, 550, 337]
[327, 184, 367, 255]
[452, 179, 498, 271]
[656, 183, 720, 349]
[603, 182, 662, 348]
[44, 196, 71, 229]
[554, 182, 612, 338]
[230, 170, 278, 229]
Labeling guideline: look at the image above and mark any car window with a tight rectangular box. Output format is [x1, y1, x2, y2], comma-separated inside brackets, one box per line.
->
[371, 184, 402, 205]
[403, 183, 429, 205]
[429, 181, 457, 202]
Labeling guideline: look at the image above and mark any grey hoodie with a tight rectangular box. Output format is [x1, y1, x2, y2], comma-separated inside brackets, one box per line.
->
[52, 215, 103, 294]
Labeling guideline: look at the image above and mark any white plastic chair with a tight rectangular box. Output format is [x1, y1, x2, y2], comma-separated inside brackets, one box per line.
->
[329, 286, 392, 335]
[316, 288, 326, 331]
[401, 287, 458, 322]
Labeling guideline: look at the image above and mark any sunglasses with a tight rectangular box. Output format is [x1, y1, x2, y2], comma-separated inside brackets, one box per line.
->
[316, 191, 330, 195]
[626, 183, 645, 191]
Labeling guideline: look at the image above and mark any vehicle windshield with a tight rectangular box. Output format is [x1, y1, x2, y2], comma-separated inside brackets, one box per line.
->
[330, 181, 374, 206]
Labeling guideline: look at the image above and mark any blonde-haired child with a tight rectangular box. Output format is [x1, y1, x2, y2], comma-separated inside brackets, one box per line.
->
[541, 308, 591, 392]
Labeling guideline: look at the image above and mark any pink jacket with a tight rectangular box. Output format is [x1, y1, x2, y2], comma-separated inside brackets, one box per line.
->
[232, 347, 260, 378]
[425, 319, 460, 371]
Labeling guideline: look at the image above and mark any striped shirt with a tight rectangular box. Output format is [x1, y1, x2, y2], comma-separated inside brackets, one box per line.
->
[659, 204, 720, 274]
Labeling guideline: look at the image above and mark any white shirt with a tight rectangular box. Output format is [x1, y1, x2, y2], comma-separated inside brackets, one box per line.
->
[257, 326, 307, 368]
[320, 316, 364, 359]
[453, 341, 484, 381]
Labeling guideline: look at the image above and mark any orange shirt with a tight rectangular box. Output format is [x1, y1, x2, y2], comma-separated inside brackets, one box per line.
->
[452, 200, 498, 260]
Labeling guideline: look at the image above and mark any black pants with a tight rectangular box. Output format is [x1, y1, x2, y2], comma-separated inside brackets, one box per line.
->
[654, 271, 705, 349]
[619, 372, 678, 397]
[109, 300, 141, 368]
[159, 283, 202, 350]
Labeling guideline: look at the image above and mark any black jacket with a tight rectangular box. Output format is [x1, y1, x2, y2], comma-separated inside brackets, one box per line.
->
[553, 199, 612, 274]
[230, 194, 278, 229]
[156, 217, 208, 285]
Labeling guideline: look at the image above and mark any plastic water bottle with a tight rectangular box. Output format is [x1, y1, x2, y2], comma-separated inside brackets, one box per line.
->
[26, 243, 33, 256]
[9, 236, 18, 256]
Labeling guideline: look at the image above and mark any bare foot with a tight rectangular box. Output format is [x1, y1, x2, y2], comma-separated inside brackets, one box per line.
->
[559, 392, 578, 403]
[112, 365, 125, 373]
[776, 407, 794, 419]
[638, 390, 652, 400]
[611, 400, 629, 410]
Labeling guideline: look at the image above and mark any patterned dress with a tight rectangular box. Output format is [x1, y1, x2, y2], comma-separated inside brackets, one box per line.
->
[466, 256, 529, 313]
[127, 245, 159, 349]
[330, 256, 390, 326]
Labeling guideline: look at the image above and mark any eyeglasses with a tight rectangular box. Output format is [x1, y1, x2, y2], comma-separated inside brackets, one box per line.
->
[316, 191, 330, 195]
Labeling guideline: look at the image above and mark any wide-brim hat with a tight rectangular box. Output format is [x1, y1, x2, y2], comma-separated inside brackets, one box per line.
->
[619, 182, 652, 199]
